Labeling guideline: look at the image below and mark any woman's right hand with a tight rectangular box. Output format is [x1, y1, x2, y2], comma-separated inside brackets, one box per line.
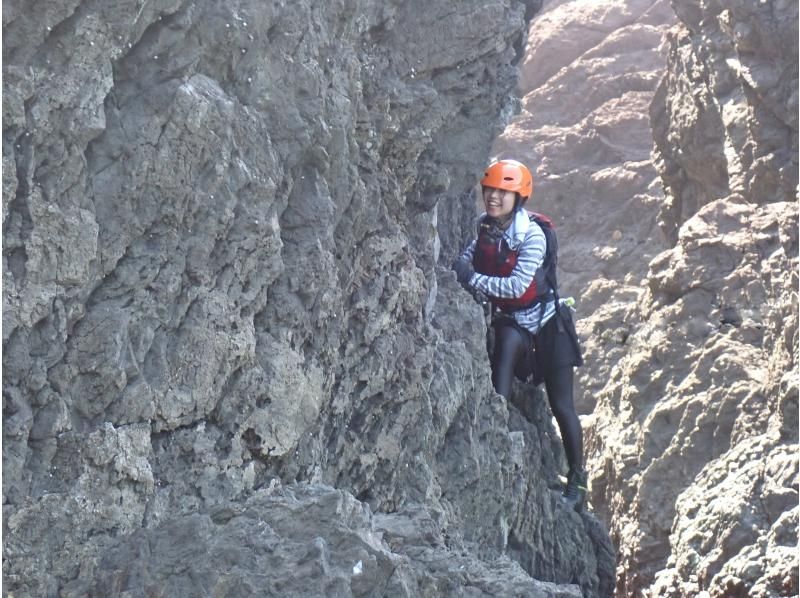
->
[452, 257, 475, 289]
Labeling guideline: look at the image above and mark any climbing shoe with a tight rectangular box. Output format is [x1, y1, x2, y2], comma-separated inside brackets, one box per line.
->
[561, 466, 587, 512]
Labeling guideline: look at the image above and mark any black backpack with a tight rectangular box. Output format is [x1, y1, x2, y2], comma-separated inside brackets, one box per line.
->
[527, 211, 559, 302]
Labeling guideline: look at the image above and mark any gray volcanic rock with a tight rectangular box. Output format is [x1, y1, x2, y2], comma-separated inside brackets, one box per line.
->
[591, 199, 798, 596]
[3, 1, 614, 596]
[59, 483, 583, 598]
[597, 0, 799, 594]
[490, 0, 797, 596]
[588, 1, 798, 596]
[651, 0, 799, 244]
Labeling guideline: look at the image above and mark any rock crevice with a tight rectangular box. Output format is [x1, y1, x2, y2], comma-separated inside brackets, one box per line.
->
[3, 1, 613, 596]
[490, 0, 797, 595]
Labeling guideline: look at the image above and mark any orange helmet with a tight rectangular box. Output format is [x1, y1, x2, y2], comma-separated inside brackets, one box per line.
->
[480, 159, 533, 201]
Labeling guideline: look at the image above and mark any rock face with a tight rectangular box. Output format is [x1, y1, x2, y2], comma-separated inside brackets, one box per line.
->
[492, 0, 798, 596]
[58, 484, 583, 598]
[651, 0, 799, 245]
[620, 1, 798, 595]
[595, 199, 798, 597]
[3, 1, 615, 596]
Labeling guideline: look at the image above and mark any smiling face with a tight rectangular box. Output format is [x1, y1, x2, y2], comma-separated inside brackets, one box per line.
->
[482, 186, 517, 220]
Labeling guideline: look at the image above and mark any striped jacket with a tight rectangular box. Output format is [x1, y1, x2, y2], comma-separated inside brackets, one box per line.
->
[459, 208, 557, 335]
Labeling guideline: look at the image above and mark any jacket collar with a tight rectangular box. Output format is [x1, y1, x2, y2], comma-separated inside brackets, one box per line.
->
[504, 208, 530, 250]
[478, 208, 529, 250]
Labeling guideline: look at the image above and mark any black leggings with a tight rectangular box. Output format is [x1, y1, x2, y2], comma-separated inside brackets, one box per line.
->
[491, 323, 583, 470]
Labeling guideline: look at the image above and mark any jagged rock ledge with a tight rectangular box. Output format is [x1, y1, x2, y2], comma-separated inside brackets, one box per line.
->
[3, 1, 615, 596]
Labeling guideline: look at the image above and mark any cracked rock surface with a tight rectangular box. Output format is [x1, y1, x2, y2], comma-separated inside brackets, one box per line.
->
[623, 2, 799, 594]
[3, 1, 614, 596]
[492, 0, 797, 596]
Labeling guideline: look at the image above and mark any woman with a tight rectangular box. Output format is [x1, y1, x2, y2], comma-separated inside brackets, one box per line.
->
[452, 159, 587, 512]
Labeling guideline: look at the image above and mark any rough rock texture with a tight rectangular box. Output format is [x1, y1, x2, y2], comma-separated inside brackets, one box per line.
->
[651, 0, 799, 245]
[59, 483, 583, 598]
[593, 199, 798, 597]
[491, 0, 798, 596]
[3, 1, 615, 596]
[616, 0, 798, 594]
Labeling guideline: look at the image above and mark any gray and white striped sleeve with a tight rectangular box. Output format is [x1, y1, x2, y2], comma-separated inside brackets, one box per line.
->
[469, 223, 546, 298]
[458, 240, 476, 265]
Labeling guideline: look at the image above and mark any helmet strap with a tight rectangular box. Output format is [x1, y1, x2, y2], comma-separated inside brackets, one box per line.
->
[492, 210, 516, 230]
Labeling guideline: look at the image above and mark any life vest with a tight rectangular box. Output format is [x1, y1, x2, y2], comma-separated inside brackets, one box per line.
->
[472, 211, 558, 311]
